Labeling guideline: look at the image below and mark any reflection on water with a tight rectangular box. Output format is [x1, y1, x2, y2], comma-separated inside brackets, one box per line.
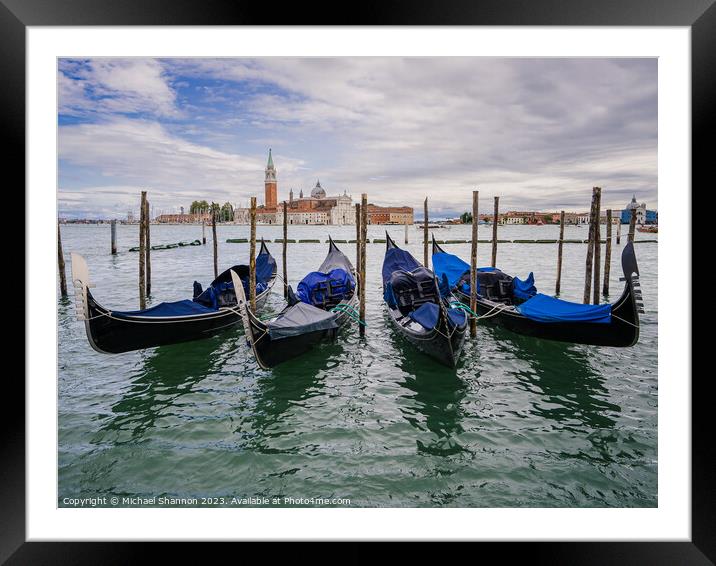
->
[99, 332, 240, 442]
[58, 224, 657, 508]
[490, 326, 620, 430]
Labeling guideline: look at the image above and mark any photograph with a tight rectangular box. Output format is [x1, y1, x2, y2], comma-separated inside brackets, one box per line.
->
[56, 56, 658, 509]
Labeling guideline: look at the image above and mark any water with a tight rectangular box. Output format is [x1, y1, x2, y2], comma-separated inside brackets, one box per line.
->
[58, 223, 657, 507]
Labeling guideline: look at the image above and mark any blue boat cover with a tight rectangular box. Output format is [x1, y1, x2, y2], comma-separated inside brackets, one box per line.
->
[255, 251, 276, 284]
[517, 293, 611, 324]
[114, 299, 217, 318]
[512, 272, 537, 300]
[408, 302, 467, 329]
[297, 268, 355, 307]
[409, 302, 439, 329]
[432, 252, 470, 291]
[382, 247, 421, 285]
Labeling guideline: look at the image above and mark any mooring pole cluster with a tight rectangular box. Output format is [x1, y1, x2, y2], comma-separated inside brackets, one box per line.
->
[359, 194, 368, 337]
[591, 187, 601, 305]
[470, 191, 479, 338]
[602, 209, 613, 297]
[138, 190, 148, 309]
[282, 201, 288, 298]
[491, 196, 499, 268]
[58, 223, 68, 298]
[212, 204, 219, 280]
[628, 208, 637, 243]
[249, 196, 257, 312]
[423, 197, 429, 268]
[110, 219, 117, 255]
[555, 210, 565, 295]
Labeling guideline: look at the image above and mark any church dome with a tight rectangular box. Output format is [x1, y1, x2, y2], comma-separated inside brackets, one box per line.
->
[311, 179, 326, 199]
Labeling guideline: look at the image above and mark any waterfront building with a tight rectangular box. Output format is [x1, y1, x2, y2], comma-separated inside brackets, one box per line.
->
[620, 195, 656, 225]
[230, 149, 413, 225]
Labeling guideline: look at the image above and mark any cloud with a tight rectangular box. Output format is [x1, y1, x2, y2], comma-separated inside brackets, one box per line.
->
[59, 59, 178, 117]
[58, 57, 658, 218]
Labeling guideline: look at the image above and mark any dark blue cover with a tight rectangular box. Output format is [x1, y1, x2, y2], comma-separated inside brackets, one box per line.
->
[297, 268, 354, 306]
[409, 302, 439, 329]
[517, 293, 611, 324]
[382, 247, 421, 285]
[114, 299, 217, 318]
[513, 272, 537, 300]
[255, 251, 276, 284]
[432, 251, 470, 291]
[447, 308, 467, 327]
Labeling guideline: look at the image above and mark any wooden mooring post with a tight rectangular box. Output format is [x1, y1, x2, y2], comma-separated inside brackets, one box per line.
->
[202, 220, 206, 245]
[58, 223, 68, 297]
[249, 197, 257, 312]
[602, 209, 613, 297]
[144, 199, 151, 297]
[139, 191, 147, 309]
[404, 219, 408, 244]
[282, 201, 288, 298]
[491, 196, 499, 268]
[110, 220, 117, 255]
[355, 203, 361, 274]
[555, 210, 565, 295]
[212, 205, 218, 280]
[423, 197, 428, 267]
[470, 191, 479, 338]
[616, 218, 622, 245]
[628, 208, 637, 243]
[583, 187, 598, 304]
[591, 187, 601, 305]
[359, 194, 368, 337]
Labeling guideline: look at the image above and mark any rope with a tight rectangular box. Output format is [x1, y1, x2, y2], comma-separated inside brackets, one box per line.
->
[331, 303, 367, 326]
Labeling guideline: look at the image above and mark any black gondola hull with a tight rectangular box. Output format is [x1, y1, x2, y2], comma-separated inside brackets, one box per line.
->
[244, 297, 356, 369]
[382, 233, 467, 368]
[83, 288, 273, 354]
[238, 238, 358, 369]
[386, 307, 466, 368]
[434, 236, 641, 347]
[454, 287, 638, 347]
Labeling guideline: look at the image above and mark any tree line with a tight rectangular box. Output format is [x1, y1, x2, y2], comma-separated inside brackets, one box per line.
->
[189, 200, 235, 222]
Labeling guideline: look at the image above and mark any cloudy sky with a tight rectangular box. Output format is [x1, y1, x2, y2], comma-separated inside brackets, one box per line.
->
[58, 57, 657, 219]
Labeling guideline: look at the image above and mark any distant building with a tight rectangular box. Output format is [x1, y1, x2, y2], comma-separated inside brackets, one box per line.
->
[366, 204, 414, 224]
[230, 149, 413, 225]
[620, 195, 656, 225]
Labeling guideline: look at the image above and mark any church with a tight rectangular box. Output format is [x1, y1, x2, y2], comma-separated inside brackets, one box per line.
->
[234, 149, 413, 226]
[250, 149, 354, 225]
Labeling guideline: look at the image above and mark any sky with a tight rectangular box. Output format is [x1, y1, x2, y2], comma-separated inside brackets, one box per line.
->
[58, 57, 657, 220]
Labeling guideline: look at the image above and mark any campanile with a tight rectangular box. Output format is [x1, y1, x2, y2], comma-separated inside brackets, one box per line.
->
[264, 148, 277, 209]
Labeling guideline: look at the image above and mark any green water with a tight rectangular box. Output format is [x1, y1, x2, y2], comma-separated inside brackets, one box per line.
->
[58, 223, 657, 507]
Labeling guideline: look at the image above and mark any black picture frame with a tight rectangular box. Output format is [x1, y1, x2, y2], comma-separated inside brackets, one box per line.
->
[4, 0, 710, 562]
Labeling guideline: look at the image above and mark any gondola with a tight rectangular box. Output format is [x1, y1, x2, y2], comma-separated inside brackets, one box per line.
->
[431, 235, 642, 347]
[233, 237, 358, 369]
[72, 239, 277, 354]
[381, 232, 468, 368]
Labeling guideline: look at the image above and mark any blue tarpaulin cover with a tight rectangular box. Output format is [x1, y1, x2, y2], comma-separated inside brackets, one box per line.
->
[297, 268, 355, 306]
[432, 252, 470, 290]
[408, 302, 467, 329]
[255, 252, 276, 284]
[512, 272, 537, 300]
[517, 293, 611, 324]
[114, 299, 217, 318]
[382, 247, 421, 285]
[409, 302, 439, 329]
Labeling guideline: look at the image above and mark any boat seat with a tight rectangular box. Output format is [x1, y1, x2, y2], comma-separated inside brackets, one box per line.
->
[389, 267, 440, 316]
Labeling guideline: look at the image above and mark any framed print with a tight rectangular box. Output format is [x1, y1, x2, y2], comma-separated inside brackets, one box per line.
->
[4, 0, 712, 562]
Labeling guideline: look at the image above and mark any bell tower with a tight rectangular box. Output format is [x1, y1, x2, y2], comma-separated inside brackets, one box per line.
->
[264, 148, 277, 209]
